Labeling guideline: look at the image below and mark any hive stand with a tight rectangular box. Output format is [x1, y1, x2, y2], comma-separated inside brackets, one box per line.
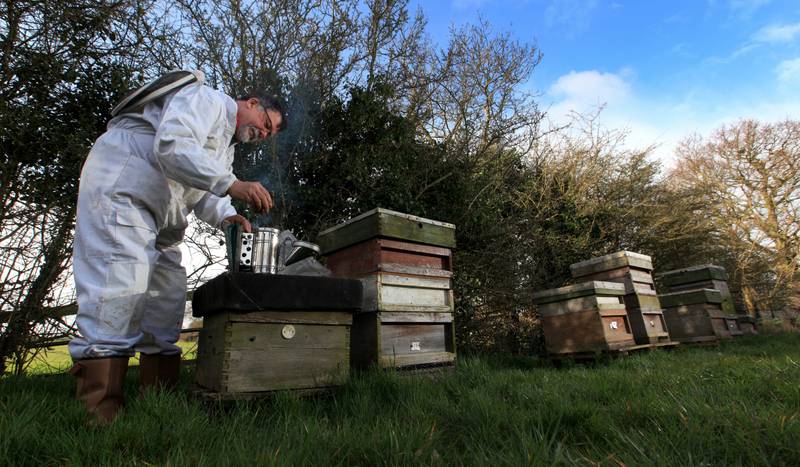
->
[658, 289, 732, 344]
[570, 251, 672, 346]
[190, 273, 362, 399]
[318, 208, 457, 370]
[533, 281, 637, 358]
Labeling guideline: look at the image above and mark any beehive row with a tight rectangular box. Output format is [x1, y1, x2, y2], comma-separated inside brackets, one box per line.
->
[534, 252, 755, 359]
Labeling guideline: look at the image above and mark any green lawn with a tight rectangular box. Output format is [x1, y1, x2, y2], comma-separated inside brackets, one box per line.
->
[17, 341, 199, 375]
[1, 334, 799, 466]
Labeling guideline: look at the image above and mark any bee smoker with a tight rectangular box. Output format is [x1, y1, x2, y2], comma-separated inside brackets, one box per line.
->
[225, 224, 320, 273]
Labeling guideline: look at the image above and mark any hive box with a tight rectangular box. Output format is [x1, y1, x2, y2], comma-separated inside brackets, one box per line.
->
[360, 270, 454, 313]
[656, 264, 736, 316]
[533, 281, 636, 356]
[570, 251, 671, 345]
[318, 208, 457, 369]
[350, 312, 456, 369]
[191, 273, 362, 396]
[659, 289, 731, 344]
[325, 238, 453, 276]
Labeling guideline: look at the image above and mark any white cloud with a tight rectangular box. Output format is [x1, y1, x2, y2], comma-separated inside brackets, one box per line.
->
[776, 58, 800, 84]
[706, 22, 800, 65]
[548, 70, 631, 114]
[545, 67, 800, 168]
[752, 23, 800, 43]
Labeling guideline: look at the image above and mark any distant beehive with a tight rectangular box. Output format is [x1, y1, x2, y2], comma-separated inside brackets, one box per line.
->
[318, 208, 457, 370]
[656, 264, 737, 316]
[570, 251, 671, 345]
[532, 281, 636, 356]
[658, 289, 737, 344]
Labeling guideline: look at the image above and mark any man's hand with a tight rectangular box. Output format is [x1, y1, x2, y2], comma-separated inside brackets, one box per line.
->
[222, 214, 252, 233]
[226, 180, 273, 214]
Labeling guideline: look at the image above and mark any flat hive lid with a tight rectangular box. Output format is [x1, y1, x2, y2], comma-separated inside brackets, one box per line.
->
[532, 281, 625, 305]
[656, 264, 728, 286]
[658, 288, 723, 308]
[192, 272, 363, 317]
[317, 208, 456, 254]
[570, 250, 653, 278]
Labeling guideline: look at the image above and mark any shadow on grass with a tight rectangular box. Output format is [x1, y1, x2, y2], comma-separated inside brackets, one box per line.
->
[462, 352, 549, 371]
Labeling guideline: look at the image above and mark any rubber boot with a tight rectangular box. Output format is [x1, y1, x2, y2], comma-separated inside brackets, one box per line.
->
[139, 353, 181, 393]
[69, 357, 129, 425]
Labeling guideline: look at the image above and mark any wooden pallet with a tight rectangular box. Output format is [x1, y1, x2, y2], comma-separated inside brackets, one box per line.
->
[672, 336, 720, 347]
[548, 347, 634, 364]
[548, 341, 680, 364]
[632, 341, 680, 351]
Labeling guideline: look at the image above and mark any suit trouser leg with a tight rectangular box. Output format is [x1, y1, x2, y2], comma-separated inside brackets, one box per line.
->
[137, 233, 186, 391]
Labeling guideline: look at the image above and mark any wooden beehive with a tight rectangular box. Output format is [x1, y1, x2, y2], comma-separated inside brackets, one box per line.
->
[659, 289, 731, 344]
[570, 251, 656, 295]
[196, 311, 352, 394]
[350, 312, 456, 369]
[317, 208, 457, 369]
[656, 265, 737, 315]
[570, 251, 671, 345]
[533, 281, 636, 356]
[191, 273, 362, 397]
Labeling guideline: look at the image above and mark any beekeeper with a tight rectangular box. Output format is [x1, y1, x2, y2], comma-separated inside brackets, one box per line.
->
[68, 71, 286, 423]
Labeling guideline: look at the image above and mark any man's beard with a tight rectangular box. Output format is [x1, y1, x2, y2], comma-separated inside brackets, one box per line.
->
[236, 125, 258, 143]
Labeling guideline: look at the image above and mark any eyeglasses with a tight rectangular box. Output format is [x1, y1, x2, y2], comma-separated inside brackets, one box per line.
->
[258, 104, 274, 137]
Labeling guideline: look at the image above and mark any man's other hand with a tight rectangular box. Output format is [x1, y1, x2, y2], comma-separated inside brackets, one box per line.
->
[222, 214, 252, 233]
[226, 180, 274, 214]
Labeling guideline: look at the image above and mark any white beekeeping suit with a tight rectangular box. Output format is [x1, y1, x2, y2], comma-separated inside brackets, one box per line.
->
[69, 81, 238, 360]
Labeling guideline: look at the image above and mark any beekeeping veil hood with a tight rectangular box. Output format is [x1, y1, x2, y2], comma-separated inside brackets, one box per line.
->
[111, 69, 206, 117]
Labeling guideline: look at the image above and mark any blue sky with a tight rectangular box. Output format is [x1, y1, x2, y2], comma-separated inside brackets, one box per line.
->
[408, 0, 800, 164]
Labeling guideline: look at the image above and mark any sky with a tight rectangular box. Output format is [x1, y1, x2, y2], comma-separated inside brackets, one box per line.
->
[408, 0, 800, 165]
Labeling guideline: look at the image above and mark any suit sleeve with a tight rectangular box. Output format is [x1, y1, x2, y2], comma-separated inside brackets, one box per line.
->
[153, 86, 236, 197]
[193, 193, 237, 229]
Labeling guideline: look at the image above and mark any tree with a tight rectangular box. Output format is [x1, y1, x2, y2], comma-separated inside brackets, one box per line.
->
[0, 0, 169, 374]
[671, 119, 800, 314]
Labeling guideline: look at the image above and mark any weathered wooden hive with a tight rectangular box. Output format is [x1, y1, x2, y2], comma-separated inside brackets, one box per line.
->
[318, 208, 457, 370]
[656, 264, 737, 315]
[656, 264, 743, 337]
[532, 281, 636, 356]
[191, 273, 362, 397]
[658, 289, 732, 344]
[570, 251, 672, 345]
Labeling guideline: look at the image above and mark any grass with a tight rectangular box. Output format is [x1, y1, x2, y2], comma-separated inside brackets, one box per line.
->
[1, 334, 799, 466]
